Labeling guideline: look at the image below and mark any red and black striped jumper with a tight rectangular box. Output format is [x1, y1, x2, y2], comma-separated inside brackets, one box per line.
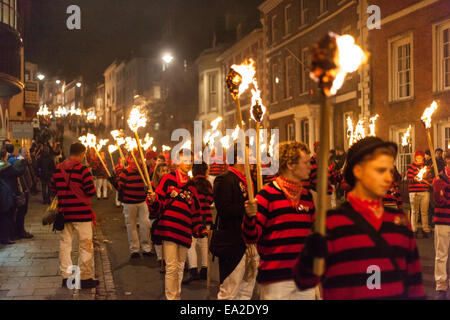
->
[293, 192, 425, 299]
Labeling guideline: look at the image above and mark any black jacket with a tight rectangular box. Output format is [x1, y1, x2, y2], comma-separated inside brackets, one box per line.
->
[37, 152, 55, 179]
[0, 160, 26, 194]
[213, 170, 249, 273]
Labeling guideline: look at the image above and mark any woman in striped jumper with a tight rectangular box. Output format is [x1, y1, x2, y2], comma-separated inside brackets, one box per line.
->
[243, 141, 317, 300]
[183, 162, 214, 284]
[293, 137, 425, 300]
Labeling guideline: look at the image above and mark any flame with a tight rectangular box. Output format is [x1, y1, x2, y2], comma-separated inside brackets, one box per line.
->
[87, 110, 97, 121]
[181, 139, 192, 150]
[162, 145, 171, 152]
[269, 131, 276, 156]
[330, 34, 367, 96]
[188, 170, 193, 178]
[141, 133, 154, 150]
[250, 81, 266, 123]
[347, 117, 366, 146]
[96, 139, 109, 151]
[152, 146, 157, 152]
[128, 107, 147, 131]
[220, 136, 233, 150]
[108, 145, 118, 154]
[421, 101, 438, 129]
[232, 125, 240, 141]
[230, 59, 256, 97]
[368, 114, 379, 136]
[116, 137, 125, 146]
[78, 136, 88, 147]
[211, 117, 222, 130]
[37, 105, 51, 116]
[111, 130, 122, 140]
[401, 125, 412, 147]
[416, 167, 427, 181]
[124, 137, 137, 152]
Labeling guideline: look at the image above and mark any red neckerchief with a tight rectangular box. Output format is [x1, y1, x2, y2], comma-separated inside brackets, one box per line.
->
[347, 191, 383, 231]
[276, 176, 303, 211]
[176, 169, 189, 187]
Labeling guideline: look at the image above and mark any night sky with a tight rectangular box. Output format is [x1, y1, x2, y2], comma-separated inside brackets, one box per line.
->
[26, 0, 263, 84]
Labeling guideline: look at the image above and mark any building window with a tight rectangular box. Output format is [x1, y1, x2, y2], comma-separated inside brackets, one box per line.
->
[319, 0, 328, 15]
[300, 0, 309, 27]
[434, 19, 450, 92]
[389, 34, 413, 101]
[301, 119, 309, 145]
[199, 74, 204, 114]
[285, 56, 293, 98]
[284, 4, 292, 36]
[272, 63, 279, 102]
[301, 47, 311, 94]
[271, 15, 277, 44]
[1, 0, 17, 30]
[207, 72, 218, 112]
[287, 123, 295, 141]
[445, 126, 450, 149]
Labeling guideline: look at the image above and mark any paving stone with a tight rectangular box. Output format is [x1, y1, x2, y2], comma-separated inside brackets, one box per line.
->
[0, 283, 20, 290]
[6, 289, 35, 297]
[33, 288, 60, 296]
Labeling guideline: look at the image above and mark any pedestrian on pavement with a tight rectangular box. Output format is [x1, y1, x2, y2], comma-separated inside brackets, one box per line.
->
[14, 147, 34, 239]
[117, 149, 152, 259]
[408, 150, 433, 238]
[243, 141, 317, 300]
[90, 150, 108, 200]
[150, 161, 170, 272]
[6, 144, 16, 165]
[37, 145, 56, 204]
[432, 149, 450, 300]
[293, 137, 425, 299]
[0, 149, 26, 244]
[212, 143, 259, 300]
[147, 150, 208, 300]
[51, 142, 99, 289]
[183, 162, 214, 284]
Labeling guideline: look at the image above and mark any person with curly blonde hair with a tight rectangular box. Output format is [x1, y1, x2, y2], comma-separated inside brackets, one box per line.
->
[243, 141, 317, 299]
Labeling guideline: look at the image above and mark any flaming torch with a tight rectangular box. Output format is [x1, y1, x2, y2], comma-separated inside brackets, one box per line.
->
[80, 134, 111, 177]
[310, 33, 367, 276]
[421, 101, 439, 178]
[124, 137, 148, 188]
[369, 114, 379, 136]
[108, 145, 118, 171]
[400, 125, 412, 178]
[128, 107, 153, 191]
[110, 130, 126, 162]
[250, 83, 266, 192]
[226, 59, 257, 201]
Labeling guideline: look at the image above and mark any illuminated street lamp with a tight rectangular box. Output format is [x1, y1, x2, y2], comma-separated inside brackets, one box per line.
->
[76, 82, 82, 88]
[56, 80, 61, 84]
[37, 73, 45, 81]
[162, 53, 174, 64]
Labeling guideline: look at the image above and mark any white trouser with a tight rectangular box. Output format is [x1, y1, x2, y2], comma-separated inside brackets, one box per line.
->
[163, 241, 187, 300]
[150, 218, 163, 261]
[435, 225, 450, 291]
[259, 280, 316, 300]
[217, 250, 259, 300]
[115, 191, 121, 206]
[95, 178, 108, 198]
[409, 192, 430, 232]
[123, 202, 151, 253]
[186, 228, 209, 269]
[59, 222, 94, 280]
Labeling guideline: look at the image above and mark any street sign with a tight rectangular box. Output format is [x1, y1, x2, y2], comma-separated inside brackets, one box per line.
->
[12, 123, 34, 139]
[25, 81, 39, 105]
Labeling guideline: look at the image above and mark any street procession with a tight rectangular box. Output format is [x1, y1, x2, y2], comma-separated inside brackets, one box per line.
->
[0, 0, 450, 309]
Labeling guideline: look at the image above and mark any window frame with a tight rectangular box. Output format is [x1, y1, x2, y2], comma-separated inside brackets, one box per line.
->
[300, 47, 311, 94]
[285, 56, 293, 99]
[207, 71, 218, 113]
[433, 19, 450, 92]
[272, 62, 279, 103]
[284, 4, 293, 37]
[271, 15, 278, 45]
[287, 123, 295, 141]
[388, 32, 414, 102]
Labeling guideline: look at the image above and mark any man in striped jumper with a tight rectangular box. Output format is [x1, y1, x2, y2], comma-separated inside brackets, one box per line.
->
[407, 150, 432, 238]
[50, 142, 99, 289]
[433, 149, 450, 300]
[117, 150, 152, 259]
[243, 141, 317, 299]
[293, 137, 425, 299]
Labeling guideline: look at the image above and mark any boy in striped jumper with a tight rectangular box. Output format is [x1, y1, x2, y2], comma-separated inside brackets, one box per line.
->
[50, 142, 99, 289]
[293, 137, 425, 300]
[117, 150, 152, 259]
[407, 150, 432, 238]
[243, 141, 317, 299]
[433, 150, 450, 300]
